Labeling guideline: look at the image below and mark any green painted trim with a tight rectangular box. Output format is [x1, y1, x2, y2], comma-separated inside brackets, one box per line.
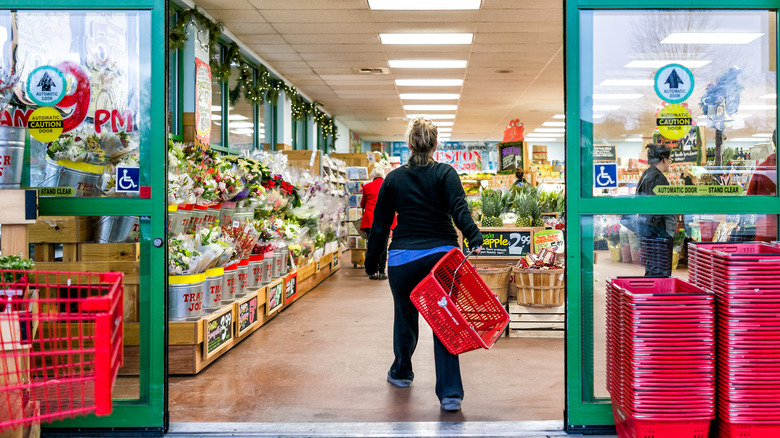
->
[578, 196, 780, 214]
[210, 145, 241, 155]
[0, 0, 155, 7]
[38, 198, 155, 216]
[576, 0, 777, 8]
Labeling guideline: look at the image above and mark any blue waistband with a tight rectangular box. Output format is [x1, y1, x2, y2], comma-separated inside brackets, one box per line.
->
[388, 246, 456, 267]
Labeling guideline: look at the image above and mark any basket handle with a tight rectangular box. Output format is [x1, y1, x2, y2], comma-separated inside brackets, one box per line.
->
[448, 248, 479, 298]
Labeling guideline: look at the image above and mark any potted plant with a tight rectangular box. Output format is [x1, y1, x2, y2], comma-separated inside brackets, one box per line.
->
[604, 223, 622, 262]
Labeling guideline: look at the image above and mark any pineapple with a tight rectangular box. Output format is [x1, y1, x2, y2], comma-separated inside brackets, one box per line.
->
[514, 194, 532, 227]
[530, 198, 545, 227]
[480, 193, 503, 227]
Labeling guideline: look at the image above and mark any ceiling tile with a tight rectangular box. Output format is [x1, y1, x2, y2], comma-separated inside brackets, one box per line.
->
[261, 10, 370, 23]
[206, 9, 266, 23]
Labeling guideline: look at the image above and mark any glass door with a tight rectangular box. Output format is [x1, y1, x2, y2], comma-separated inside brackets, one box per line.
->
[0, 0, 166, 431]
[565, 1, 780, 431]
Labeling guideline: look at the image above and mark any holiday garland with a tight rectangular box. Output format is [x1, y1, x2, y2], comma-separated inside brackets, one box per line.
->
[169, 6, 338, 141]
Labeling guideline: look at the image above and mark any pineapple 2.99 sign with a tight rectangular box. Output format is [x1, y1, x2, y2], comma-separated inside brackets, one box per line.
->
[466, 230, 532, 257]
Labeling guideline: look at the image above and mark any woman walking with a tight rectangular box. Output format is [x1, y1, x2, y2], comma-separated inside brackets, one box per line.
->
[365, 117, 483, 412]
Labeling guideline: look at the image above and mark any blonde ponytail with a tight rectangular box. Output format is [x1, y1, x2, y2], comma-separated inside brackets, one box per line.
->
[406, 117, 438, 167]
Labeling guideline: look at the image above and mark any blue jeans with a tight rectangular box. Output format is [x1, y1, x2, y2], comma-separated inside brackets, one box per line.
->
[387, 252, 463, 401]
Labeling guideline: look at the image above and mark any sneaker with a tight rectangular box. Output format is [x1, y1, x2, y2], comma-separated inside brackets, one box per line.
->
[368, 273, 380, 280]
[377, 273, 387, 280]
[440, 397, 462, 412]
[386, 371, 412, 388]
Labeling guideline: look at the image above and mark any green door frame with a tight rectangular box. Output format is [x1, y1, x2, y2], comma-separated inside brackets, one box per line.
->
[0, 0, 168, 432]
[565, 0, 780, 432]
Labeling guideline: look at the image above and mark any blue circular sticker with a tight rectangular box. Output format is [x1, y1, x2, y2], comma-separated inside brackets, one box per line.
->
[25, 65, 67, 107]
[654, 64, 694, 104]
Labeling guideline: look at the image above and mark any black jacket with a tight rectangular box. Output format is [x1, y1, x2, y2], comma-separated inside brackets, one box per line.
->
[364, 162, 483, 275]
[636, 165, 676, 238]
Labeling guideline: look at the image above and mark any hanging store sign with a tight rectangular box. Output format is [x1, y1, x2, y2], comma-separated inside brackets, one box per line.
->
[656, 104, 692, 140]
[654, 64, 694, 104]
[194, 58, 212, 144]
[434, 149, 482, 173]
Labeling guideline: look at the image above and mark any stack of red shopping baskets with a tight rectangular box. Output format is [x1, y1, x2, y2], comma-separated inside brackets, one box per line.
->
[606, 277, 715, 438]
[688, 242, 780, 438]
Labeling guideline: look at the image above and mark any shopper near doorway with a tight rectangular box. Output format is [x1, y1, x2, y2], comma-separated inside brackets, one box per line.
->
[636, 143, 676, 277]
[746, 129, 777, 241]
[365, 117, 483, 412]
[513, 168, 525, 187]
[360, 167, 394, 280]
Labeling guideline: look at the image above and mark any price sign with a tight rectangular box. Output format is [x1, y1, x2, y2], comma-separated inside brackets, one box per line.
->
[534, 229, 565, 253]
[266, 278, 284, 315]
[284, 273, 298, 304]
[332, 252, 339, 269]
[204, 308, 232, 359]
[476, 229, 533, 257]
[236, 294, 258, 337]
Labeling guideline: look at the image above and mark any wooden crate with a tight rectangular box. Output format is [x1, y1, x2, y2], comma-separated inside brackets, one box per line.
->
[27, 216, 95, 243]
[507, 303, 564, 338]
[79, 243, 140, 261]
[296, 261, 316, 281]
[281, 150, 321, 176]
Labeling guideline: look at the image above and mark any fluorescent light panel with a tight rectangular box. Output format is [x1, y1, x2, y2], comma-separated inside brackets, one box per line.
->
[729, 138, 763, 142]
[380, 33, 473, 45]
[229, 121, 254, 128]
[368, 0, 481, 10]
[600, 79, 655, 86]
[593, 93, 644, 100]
[527, 133, 564, 138]
[534, 128, 565, 133]
[661, 32, 763, 45]
[593, 105, 621, 111]
[524, 137, 557, 142]
[406, 114, 456, 119]
[403, 104, 458, 110]
[625, 60, 711, 69]
[625, 138, 644, 142]
[389, 60, 467, 69]
[396, 79, 464, 87]
[227, 114, 249, 121]
[434, 121, 454, 127]
[400, 93, 460, 100]
[542, 121, 566, 127]
[438, 128, 453, 132]
[552, 114, 566, 119]
[752, 133, 774, 137]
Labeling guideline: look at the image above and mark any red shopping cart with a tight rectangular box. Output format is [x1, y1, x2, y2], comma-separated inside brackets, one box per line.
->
[0, 270, 124, 432]
[410, 248, 509, 355]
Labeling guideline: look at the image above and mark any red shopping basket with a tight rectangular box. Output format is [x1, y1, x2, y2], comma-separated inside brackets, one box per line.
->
[410, 249, 509, 355]
[0, 270, 123, 432]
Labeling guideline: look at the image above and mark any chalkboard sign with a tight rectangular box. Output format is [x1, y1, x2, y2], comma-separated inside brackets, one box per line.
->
[285, 273, 298, 304]
[332, 251, 339, 268]
[498, 142, 523, 171]
[266, 279, 284, 315]
[204, 309, 233, 359]
[236, 294, 259, 337]
[476, 228, 533, 257]
[654, 126, 701, 164]
[593, 145, 616, 162]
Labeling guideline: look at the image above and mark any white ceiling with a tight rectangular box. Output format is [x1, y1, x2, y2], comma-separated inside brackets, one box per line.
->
[194, 0, 564, 142]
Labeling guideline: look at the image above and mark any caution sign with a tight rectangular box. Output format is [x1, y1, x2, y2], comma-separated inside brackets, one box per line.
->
[26, 65, 67, 107]
[654, 64, 694, 104]
[653, 185, 743, 196]
[656, 104, 692, 140]
[27, 107, 63, 143]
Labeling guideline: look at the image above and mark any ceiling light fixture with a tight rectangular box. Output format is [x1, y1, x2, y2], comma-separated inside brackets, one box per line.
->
[542, 121, 566, 127]
[592, 114, 604, 119]
[661, 32, 763, 45]
[227, 114, 249, 121]
[729, 138, 762, 142]
[400, 93, 460, 100]
[592, 105, 622, 111]
[389, 60, 467, 69]
[395, 79, 464, 87]
[368, 0, 481, 10]
[406, 114, 456, 119]
[593, 93, 644, 100]
[625, 60, 711, 69]
[533, 128, 565, 133]
[752, 133, 774, 137]
[600, 79, 655, 86]
[229, 121, 254, 128]
[380, 33, 473, 45]
[625, 138, 644, 142]
[552, 114, 566, 119]
[434, 121, 454, 127]
[526, 133, 565, 138]
[524, 137, 557, 142]
[438, 128, 453, 132]
[403, 104, 458, 111]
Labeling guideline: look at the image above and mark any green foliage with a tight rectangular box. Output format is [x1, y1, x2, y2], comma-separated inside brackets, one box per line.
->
[0, 255, 32, 284]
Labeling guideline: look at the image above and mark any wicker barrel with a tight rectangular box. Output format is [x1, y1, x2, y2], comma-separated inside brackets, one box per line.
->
[476, 264, 511, 305]
[513, 267, 565, 307]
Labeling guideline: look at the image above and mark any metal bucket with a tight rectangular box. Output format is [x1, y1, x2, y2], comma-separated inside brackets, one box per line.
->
[259, 258, 271, 284]
[236, 258, 250, 297]
[174, 204, 194, 235]
[232, 211, 252, 228]
[270, 252, 281, 278]
[41, 159, 103, 197]
[189, 205, 209, 233]
[220, 201, 236, 228]
[206, 203, 222, 228]
[0, 127, 25, 189]
[94, 216, 140, 243]
[201, 267, 224, 312]
[168, 273, 205, 321]
[276, 245, 288, 273]
[221, 263, 238, 305]
[248, 254, 263, 289]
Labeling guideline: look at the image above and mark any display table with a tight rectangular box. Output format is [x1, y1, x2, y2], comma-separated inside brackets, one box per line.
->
[168, 248, 344, 375]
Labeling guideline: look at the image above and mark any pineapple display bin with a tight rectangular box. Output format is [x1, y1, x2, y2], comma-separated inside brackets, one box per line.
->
[475, 264, 512, 305]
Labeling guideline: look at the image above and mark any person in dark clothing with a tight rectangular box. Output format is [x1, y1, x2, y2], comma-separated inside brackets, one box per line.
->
[513, 168, 525, 187]
[360, 167, 396, 280]
[365, 117, 483, 412]
[636, 143, 676, 277]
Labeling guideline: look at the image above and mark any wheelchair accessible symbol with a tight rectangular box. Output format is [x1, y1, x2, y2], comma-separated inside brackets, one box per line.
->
[116, 166, 140, 193]
[594, 163, 618, 189]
